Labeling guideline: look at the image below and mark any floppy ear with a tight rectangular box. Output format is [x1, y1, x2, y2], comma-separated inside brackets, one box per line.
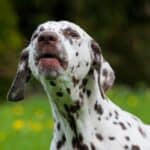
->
[101, 57, 115, 92]
[90, 40, 104, 98]
[90, 40, 115, 97]
[7, 48, 31, 101]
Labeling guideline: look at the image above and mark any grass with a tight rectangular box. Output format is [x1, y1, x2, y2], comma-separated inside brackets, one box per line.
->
[0, 95, 53, 150]
[0, 86, 150, 150]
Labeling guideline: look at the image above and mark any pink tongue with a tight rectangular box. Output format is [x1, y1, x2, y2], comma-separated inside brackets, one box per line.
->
[39, 58, 61, 69]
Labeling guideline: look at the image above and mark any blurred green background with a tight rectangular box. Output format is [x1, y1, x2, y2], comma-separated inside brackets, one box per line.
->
[0, 0, 150, 98]
[0, 0, 150, 149]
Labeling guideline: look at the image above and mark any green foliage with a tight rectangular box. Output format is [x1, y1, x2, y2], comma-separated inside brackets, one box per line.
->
[72, 0, 150, 84]
[0, 0, 23, 99]
[0, 95, 53, 150]
[0, 87, 150, 149]
[0, 0, 150, 101]
[0, 0, 23, 77]
[5, 0, 150, 85]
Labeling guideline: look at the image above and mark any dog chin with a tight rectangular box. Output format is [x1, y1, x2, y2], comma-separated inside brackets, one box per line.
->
[38, 67, 63, 80]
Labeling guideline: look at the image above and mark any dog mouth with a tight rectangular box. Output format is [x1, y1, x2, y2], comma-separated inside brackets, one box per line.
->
[36, 53, 68, 71]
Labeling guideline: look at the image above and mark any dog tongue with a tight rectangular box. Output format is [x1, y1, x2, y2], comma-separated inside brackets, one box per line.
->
[39, 58, 61, 69]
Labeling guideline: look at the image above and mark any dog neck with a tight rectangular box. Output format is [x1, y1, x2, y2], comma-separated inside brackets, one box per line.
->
[41, 71, 113, 149]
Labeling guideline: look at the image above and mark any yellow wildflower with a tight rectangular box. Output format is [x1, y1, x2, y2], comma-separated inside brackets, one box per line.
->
[12, 120, 25, 130]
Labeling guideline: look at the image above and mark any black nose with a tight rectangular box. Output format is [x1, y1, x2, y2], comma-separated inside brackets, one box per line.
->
[38, 32, 58, 43]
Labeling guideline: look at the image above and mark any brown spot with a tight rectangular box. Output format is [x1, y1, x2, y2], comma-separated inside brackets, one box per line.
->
[78, 42, 81, 47]
[57, 122, 61, 130]
[127, 122, 132, 127]
[138, 126, 147, 138]
[39, 26, 45, 32]
[109, 112, 112, 117]
[72, 136, 89, 150]
[50, 81, 56, 86]
[64, 104, 77, 132]
[56, 92, 63, 97]
[86, 89, 91, 97]
[91, 40, 101, 54]
[82, 88, 86, 93]
[79, 92, 83, 99]
[88, 68, 94, 77]
[86, 62, 89, 66]
[56, 134, 66, 149]
[113, 121, 118, 125]
[78, 133, 83, 142]
[70, 101, 81, 113]
[96, 133, 103, 141]
[63, 27, 80, 39]
[102, 68, 108, 77]
[131, 145, 140, 150]
[124, 145, 129, 149]
[72, 76, 79, 87]
[82, 78, 88, 86]
[94, 102, 103, 115]
[81, 144, 89, 150]
[125, 136, 130, 141]
[77, 64, 80, 68]
[98, 117, 101, 121]
[109, 136, 115, 140]
[76, 52, 79, 56]
[66, 88, 71, 94]
[90, 143, 96, 150]
[114, 110, 119, 119]
[119, 122, 127, 130]
[90, 40, 101, 76]
[72, 136, 77, 148]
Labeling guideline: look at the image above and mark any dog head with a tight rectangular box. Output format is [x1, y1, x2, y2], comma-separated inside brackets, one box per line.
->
[7, 21, 115, 101]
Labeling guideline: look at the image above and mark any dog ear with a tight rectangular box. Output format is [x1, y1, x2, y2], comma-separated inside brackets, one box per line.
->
[90, 40, 115, 97]
[7, 48, 31, 102]
[101, 57, 115, 92]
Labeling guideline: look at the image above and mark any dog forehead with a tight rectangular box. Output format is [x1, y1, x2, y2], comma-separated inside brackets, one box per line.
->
[37, 21, 90, 37]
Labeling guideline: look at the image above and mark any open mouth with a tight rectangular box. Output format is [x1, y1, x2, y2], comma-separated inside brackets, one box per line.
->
[37, 53, 68, 70]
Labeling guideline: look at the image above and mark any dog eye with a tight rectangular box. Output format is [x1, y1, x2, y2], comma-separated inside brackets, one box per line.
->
[63, 28, 80, 39]
[31, 33, 38, 40]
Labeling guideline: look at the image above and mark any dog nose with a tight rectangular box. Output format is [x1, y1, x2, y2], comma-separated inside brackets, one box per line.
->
[38, 32, 58, 44]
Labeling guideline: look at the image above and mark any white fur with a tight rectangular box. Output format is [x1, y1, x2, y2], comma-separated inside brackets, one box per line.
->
[25, 21, 150, 150]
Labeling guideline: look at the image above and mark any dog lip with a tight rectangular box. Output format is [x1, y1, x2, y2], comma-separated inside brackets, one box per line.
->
[36, 53, 68, 69]
[37, 53, 59, 61]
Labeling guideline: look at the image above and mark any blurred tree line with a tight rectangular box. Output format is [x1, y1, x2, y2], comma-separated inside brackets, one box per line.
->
[0, 0, 150, 100]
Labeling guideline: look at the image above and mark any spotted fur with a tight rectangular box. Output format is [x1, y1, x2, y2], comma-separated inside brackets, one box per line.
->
[7, 21, 150, 150]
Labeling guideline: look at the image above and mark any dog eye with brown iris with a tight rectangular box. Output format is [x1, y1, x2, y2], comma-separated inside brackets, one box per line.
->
[63, 28, 80, 38]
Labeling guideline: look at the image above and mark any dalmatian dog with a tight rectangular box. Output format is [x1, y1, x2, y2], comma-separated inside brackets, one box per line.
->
[7, 21, 150, 150]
